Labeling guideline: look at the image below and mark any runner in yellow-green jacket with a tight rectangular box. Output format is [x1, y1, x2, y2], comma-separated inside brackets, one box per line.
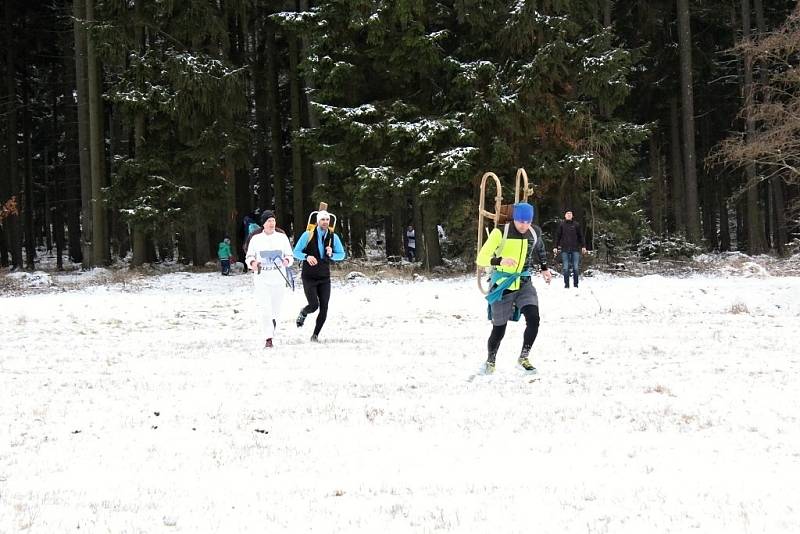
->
[476, 202, 552, 374]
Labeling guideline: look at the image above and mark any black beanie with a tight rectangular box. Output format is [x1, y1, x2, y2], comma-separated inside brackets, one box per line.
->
[260, 210, 276, 225]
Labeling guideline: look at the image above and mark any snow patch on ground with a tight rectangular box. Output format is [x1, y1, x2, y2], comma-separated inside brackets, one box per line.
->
[1, 259, 800, 532]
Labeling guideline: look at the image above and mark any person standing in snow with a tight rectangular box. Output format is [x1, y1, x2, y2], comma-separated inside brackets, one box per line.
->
[217, 237, 232, 276]
[404, 224, 416, 262]
[553, 209, 587, 288]
[476, 202, 551, 374]
[293, 210, 346, 342]
[245, 210, 295, 349]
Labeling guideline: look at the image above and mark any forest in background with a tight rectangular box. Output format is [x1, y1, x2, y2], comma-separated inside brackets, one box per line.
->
[1, 0, 799, 272]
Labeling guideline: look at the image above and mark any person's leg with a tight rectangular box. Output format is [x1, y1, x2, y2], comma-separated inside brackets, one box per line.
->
[269, 283, 285, 339]
[222, 259, 230, 275]
[516, 304, 540, 370]
[486, 295, 514, 371]
[298, 277, 320, 327]
[487, 324, 507, 363]
[255, 279, 275, 344]
[312, 279, 332, 337]
[572, 252, 581, 287]
[561, 251, 570, 287]
[519, 305, 540, 358]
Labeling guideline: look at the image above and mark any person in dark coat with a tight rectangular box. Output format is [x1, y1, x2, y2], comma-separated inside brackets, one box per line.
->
[553, 209, 587, 288]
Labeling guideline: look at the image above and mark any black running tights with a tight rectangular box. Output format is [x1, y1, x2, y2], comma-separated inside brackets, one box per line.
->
[487, 305, 540, 358]
[302, 277, 332, 336]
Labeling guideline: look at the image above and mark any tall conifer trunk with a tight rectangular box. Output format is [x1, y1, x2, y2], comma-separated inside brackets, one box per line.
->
[741, 0, 766, 254]
[265, 19, 286, 225]
[669, 98, 684, 234]
[22, 73, 35, 269]
[62, 13, 82, 264]
[4, 0, 23, 269]
[288, 32, 305, 238]
[86, 0, 108, 265]
[676, 0, 701, 242]
[754, 0, 787, 254]
[74, 0, 93, 267]
[131, 0, 148, 266]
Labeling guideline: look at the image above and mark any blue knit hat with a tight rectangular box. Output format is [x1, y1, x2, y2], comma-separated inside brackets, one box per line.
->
[512, 202, 534, 222]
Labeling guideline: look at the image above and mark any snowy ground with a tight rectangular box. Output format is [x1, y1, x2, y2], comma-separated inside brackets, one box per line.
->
[2, 264, 800, 533]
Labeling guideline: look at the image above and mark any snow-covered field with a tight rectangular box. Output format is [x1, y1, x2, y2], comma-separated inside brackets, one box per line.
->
[2, 265, 800, 533]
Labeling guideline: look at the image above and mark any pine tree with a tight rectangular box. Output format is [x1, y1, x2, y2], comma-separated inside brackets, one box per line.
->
[303, 1, 647, 262]
[99, 0, 249, 265]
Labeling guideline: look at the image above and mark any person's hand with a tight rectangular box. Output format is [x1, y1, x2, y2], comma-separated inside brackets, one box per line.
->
[282, 257, 290, 267]
[499, 258, 517, 267]
[325, 246, 333, 257]
[306, 256, 318, 266]
[552, 248, 558, 256]
[581, 247, 587, 254]
[250, 260, 260, 271]
[542, 269, 552, 284]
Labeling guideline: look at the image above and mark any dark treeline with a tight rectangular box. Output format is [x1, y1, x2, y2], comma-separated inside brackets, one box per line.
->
[1, 0, 798, 272]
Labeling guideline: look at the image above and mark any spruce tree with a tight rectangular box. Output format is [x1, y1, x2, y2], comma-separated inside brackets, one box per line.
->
[304, 1, 647, 260]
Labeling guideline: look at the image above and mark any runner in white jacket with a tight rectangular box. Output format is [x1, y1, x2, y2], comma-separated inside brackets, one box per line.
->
[245, 211, 294, 348]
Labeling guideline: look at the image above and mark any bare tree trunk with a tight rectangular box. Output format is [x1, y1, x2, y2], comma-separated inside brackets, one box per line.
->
[4, 0, 23, 269]
[62, 15, 82, 264]
[736, 197, 747, 251]
[45, 156, 54, 254]
[676, 0, 701, 242]
[718, 174, 731, 251]
[193, 209, 211, 266]
[753, 0, 788, 254]
[253, 24, 272, 210]
[700, 116, 717, 250]
[227, 11, 251, 260]
[421, 200, 442, 270]
[669, 98, 684, 234]
[299, 0, 328, 191]
[22, 70, 35, 269]
[74, 0, 93, 267]
[350, 211, 366, 259]
[86, 0, 108, 265]
[383, 217, 394, 260]
[265, 19, 286, 224]
[131, 0, 148, 266]
[223, 163, 238, 260]
[604, 0, 613, 27]
[650, 135, 665, 234]
[741, 0, 766, 254]
[412, 194, 423, 264]
[0, 219, 8, 267]
[288, 33, 305, 238]
[386, 189, 404, 258]
[48, 124, 65, 270]
[131, 106, 148, 266]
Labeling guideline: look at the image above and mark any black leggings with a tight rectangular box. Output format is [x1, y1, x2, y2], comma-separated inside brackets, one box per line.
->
[487, 305, 540, 359]
[302, 277, 332, 336]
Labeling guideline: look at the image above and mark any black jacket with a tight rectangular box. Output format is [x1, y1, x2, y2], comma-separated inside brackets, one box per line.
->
[555, 220, 584, 252]
[301, 227, 334, 280]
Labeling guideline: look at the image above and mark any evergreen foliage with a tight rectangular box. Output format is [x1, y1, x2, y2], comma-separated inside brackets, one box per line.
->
[1, 0, 798, 270]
